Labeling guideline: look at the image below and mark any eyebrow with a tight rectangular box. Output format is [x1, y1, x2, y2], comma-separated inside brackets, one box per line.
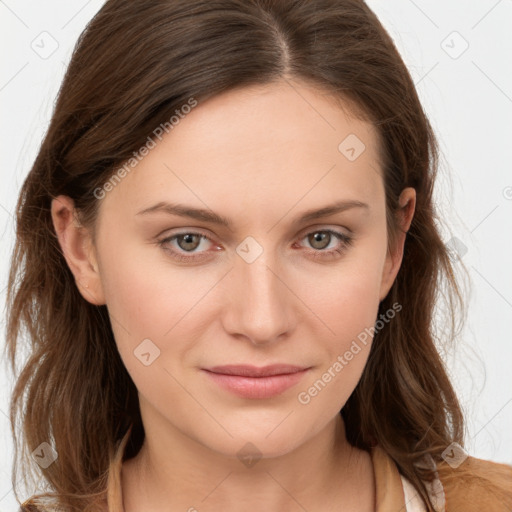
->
[136, 199, 369, 228]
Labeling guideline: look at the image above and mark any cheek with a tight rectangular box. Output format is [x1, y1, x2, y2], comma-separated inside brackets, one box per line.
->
[298, 236, 386, 335]
[94, 235, 179, 372]
[97, 232, 195, 334]
[293, 275, 381, 421]
[96, 234, 222, 383]
[319, 272, 380, 377]
[297, 236, 386, 389]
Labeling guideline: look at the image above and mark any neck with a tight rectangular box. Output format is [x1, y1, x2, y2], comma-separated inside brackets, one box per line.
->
[121, 411, 374, 511]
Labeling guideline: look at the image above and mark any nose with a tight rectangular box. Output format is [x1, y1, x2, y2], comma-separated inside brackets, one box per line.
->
[221, 245, 295, 346]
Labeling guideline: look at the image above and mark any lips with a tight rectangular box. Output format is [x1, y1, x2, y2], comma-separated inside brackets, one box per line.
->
[202, 364, 311, 399]
[205, 364, 309, 377]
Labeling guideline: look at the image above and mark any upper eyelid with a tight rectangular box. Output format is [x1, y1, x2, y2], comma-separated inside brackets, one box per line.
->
[158, 222, 352, 238]
[296, 224, 353, 237]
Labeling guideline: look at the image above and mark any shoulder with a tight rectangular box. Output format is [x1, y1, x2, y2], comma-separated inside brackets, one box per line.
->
[436, 454, 512, 511]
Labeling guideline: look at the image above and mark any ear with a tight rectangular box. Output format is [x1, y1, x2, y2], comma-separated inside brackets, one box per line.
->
[51, 195, 105, 305]
[379, 187, 416, 301]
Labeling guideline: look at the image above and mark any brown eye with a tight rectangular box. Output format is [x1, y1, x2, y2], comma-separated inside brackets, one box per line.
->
[307, 231, 332, 250]
[298, 229, 353, 261]
[175, 233, 202, 252]
[158, 231, 216, 262]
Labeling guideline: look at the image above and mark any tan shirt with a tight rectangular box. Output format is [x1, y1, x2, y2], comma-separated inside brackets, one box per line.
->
[371, 444, 444, 512]
[23, 443, 512, 511]
[372, 444, 512, 512]
[108, 443, 444, 511]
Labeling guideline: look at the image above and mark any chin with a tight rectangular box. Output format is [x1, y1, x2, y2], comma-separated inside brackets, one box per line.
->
[198, 424, 308, 461]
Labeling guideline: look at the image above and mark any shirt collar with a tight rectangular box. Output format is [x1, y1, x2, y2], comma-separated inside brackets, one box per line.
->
[371, 444, 408, 511]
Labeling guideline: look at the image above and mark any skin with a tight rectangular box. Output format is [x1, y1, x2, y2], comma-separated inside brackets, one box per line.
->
[52, 78, 416, 511]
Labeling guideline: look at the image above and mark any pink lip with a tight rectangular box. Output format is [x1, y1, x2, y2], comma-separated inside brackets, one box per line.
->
[202, 364, 310, 399]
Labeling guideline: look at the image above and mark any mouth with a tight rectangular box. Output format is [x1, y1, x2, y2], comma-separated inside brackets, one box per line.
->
[201, 364, 311, 399]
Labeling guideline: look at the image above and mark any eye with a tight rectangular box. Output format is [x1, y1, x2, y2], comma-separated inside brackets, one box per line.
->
[157, 228, 353, 263]
[158, 231, 217, 262]
[296, 229, 353, 261]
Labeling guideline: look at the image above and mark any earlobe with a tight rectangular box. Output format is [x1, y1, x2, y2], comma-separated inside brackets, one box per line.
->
[50, 195, 105, 305]
[379, 187, 416, 301]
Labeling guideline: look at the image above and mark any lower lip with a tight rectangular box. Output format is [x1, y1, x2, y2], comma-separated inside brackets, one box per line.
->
[202, 369, 310, 399]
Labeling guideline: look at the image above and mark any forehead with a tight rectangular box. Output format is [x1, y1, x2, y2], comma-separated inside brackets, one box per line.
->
[100, 79, 385, 222]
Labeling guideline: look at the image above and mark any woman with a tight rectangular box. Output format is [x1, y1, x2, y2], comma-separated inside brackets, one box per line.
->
[5, 0, 512, 511]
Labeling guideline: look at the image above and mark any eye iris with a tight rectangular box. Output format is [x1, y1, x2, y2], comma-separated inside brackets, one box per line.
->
[177, 234, 201, 251]
[308, 232, 330, 250]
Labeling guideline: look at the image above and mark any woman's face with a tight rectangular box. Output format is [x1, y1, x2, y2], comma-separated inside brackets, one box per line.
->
[71, 79, 412, 459]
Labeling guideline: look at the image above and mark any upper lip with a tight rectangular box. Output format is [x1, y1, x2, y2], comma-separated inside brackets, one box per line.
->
[204, 364, 310, 377]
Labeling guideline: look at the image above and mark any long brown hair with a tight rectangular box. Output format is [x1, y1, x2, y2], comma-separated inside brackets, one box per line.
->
[4, 0, 494, 510]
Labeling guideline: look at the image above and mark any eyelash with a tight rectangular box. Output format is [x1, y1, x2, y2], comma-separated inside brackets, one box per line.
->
[157, 228, 353, 263]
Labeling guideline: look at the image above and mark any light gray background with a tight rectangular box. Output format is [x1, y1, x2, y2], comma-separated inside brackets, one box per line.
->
[1, 0, 511, 509]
